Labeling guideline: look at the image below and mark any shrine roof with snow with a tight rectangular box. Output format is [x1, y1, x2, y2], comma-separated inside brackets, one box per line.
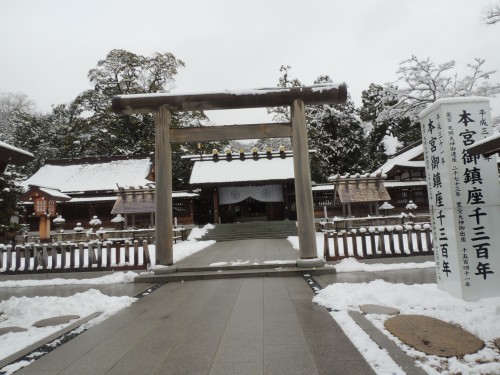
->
[188, 153, 295, 187]
[22, 156, 152, 194]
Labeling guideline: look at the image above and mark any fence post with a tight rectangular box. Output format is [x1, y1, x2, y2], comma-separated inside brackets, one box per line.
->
[23, 245, 30, 272]
[6, 245, 12, 272]
[67, 244, 74, 269]
[415, 224, 423, 253]
[387, 227, 395, 255]
[323, 232, 330, 260]
[369, 227, 377, 257]
[114, 241, 121, 265]
[33, 244, 40, 271]
[42, 244, 48, 270]
[106, 242, 112, 267]
[124, 241, 130, 264]
[58, 244, 65, 270]
[333, 232, 340, 260]
[96, 242, 102, 267]
[396, 226, 405, 255]
[15, 246, 21, 271]
[378, 227, 387, 256]
[342, 231, 349, 258]
[406, 225, 414, 255]
[78, 243, 85, 269]
[424, 225, 433, 253]
[142, 240, 150, 266]
[133, 240, 139, 266]
[351, 230, 358, 258]
[360, 228, 368, 258]
[88, 242, 95, 267]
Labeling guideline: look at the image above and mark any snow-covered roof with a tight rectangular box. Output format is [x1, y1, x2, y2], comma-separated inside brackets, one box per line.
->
[467, 132, 500, 157]
[312, 185, 335, 191]
[373, 144, 424, 176]
[0, 140, 34, 166]
[39, 187, 72, 200]
[189, 156, 295, 186]
[23, 157, 152, 194]
[68, 196, 118, 203]
[383, 180, 428, 188]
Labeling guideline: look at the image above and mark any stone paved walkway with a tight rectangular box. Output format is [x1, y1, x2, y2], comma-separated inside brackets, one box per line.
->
[6, 239, 436, 374]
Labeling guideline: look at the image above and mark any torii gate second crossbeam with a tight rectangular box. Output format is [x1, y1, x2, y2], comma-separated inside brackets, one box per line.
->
[112, 84, 348, 267]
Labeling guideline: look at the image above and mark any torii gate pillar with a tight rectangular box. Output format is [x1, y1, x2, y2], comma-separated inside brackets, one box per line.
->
[155, 106, 174, 265]
[291, 100, 322, 266]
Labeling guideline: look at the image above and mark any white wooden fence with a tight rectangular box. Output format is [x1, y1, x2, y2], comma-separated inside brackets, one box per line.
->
[0, 240, 152, 274]
[323, 224, 434, 261]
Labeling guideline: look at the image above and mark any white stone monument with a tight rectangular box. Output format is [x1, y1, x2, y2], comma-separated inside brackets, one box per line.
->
[420, 97, 500, 301]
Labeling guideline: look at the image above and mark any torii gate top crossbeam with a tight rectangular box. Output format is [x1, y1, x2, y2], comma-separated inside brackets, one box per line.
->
[112, 83, 347, 114]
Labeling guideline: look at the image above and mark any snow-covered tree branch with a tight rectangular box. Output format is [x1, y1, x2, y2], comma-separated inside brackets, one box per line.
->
[482, 3, 500, 24]
[379, 56, 500, 124]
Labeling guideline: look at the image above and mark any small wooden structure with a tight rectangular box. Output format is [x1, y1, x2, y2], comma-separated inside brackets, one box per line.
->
[111, 188, 198, 227]
[19, 185, 71, 241]
[112, 84, 348, 265]
[328, 174, 391, 217]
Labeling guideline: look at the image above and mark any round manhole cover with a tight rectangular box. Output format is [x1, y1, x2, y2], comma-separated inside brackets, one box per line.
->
[384, 315, 484, 357]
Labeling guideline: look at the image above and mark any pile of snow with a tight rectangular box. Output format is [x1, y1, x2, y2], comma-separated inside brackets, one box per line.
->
[313, 280, 500, 375]
[0, 271, 138, 288]
[0, 289, 136, 362]
[187, 223, 215, 240]
[333, 258, 434, 273]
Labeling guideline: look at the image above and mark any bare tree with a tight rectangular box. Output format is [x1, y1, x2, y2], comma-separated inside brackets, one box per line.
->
[379, 56, 500, 124]
[482, 3, 500, 24]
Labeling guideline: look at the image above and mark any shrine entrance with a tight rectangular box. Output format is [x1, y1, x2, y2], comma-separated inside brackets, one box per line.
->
[112, 84, 347, 266]
[220, 199, 285, 223]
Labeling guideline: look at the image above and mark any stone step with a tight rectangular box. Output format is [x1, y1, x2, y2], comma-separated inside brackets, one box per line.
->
[200, 221, 298, 241]
[135, 265, 336, 283]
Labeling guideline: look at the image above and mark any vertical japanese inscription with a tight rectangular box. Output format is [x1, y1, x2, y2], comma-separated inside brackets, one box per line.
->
[421, 99, 499, 300]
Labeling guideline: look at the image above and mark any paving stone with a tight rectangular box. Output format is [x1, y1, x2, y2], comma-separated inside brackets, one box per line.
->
[32, 315, 80, 328]
[0, 326, 28, 335]
[360, 303, 400, 315]
[385, 314, 484, 357]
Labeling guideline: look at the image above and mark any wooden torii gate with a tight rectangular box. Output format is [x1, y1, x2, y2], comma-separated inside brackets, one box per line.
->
[112, 84, 347, 268]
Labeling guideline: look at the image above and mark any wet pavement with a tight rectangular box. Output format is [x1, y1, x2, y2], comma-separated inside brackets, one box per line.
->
[0, 239, 437, 375]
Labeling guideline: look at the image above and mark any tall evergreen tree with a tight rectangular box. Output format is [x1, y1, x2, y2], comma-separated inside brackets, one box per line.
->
[307, 76, 368, 181]
[359, 83, 390, 168]
[13, 103, 84, 177]
[267, 67, 369, 181]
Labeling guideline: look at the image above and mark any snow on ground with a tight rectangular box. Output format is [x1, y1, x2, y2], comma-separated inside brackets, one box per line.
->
[0, 227, 216, 373]
[0, 289, 136, 362]
[313, 280, 500, 375]
[332, 257, 435, 273]
[0, 271, 138, 288]
[3, 226, 496, 374]
[289, 233, 499, 374]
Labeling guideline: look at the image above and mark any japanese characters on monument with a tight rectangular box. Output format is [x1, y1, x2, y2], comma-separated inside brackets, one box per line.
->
[420, 98, 500, 301]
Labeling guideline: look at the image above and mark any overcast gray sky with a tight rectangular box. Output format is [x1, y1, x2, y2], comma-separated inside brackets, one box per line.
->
[1, 0, 499, 124]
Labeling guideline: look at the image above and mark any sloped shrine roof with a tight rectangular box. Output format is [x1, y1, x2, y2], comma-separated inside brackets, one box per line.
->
[372, 143, 424, 176]
[23, 156, 152, 194]
[189, 156, 295, 186]
[467, 133, 500, 157]
[19, 185, 71, 202]
[336, 180, 391, 203]
[0, 140, 34, 165]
